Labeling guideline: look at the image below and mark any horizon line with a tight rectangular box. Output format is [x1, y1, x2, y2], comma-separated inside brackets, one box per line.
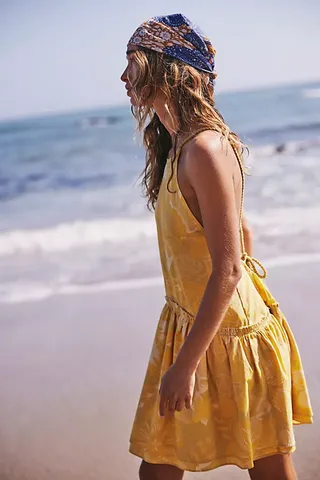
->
[1, 77, 319, 124]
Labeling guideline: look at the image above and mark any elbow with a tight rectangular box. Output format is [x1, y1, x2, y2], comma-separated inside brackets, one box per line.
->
[230, 262, 242, 285]
[213, 261, 242, 287]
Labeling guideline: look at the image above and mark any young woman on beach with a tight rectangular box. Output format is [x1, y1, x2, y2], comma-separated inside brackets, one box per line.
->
[121, 14, 312, 480]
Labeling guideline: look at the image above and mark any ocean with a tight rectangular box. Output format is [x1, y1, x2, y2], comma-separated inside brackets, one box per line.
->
[1, 81, 320, 303]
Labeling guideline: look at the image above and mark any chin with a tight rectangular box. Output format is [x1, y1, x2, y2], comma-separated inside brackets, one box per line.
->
[129, 97, 138, 107]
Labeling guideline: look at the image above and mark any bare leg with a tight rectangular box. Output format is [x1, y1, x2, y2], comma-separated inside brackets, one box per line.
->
[248, 454, 297, 480]
[139, 461, 184, 480]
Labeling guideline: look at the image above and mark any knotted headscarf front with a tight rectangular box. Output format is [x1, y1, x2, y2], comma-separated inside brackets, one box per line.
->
[127, 13, 216, 82]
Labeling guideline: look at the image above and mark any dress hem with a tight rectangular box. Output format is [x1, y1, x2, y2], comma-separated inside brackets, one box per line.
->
[293, 415, 313, 424]
[129, 443, 297, 472]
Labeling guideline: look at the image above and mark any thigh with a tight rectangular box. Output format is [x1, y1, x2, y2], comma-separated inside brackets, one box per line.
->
[139, 460, 184, 480]
[248, 454, 297, 480]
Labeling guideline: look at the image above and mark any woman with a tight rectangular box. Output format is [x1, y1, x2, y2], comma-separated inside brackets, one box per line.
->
[121, 14, 312, 480]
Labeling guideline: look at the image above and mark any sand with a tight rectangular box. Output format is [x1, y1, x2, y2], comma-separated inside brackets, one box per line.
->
[0, 261, 319, 479]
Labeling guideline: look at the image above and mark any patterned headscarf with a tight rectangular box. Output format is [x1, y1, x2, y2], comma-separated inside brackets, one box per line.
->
[127, 13, 216, 81]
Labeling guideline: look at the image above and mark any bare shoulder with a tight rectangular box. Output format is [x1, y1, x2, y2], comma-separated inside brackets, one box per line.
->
[185, 130, 235, 178]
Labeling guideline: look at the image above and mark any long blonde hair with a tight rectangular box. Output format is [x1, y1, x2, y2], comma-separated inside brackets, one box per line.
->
[130, 48, 245, 210]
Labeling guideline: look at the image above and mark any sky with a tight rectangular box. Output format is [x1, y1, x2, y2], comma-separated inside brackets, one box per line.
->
[0, 0, 319, 120]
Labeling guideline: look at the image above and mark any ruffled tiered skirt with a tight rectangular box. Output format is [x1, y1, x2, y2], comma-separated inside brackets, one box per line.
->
[129, 275, 313, 471]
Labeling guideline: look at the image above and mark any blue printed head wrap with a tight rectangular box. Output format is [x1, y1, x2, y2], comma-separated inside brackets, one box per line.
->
[127, 14, 216, 82]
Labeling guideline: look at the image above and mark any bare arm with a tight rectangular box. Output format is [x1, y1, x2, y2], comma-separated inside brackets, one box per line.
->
[174, 134, 242, 374]
[159, 132, 243, 415]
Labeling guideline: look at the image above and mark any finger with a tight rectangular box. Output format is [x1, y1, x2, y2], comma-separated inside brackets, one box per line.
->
[168, 394, 178, 412]
[159, 393, 166, 417]
[185, 394, 192, 409]
[175, 398, 184, 412]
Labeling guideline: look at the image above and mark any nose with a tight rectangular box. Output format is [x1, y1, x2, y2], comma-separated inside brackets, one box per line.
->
[120, 66, 128, 83]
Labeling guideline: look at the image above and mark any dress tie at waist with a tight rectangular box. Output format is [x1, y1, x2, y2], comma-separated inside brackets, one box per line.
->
[241, 253, 267, 279]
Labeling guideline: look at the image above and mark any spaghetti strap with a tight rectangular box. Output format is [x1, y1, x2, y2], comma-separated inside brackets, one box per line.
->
[231, 146, 267, 278]
[177, 128, 211, 151]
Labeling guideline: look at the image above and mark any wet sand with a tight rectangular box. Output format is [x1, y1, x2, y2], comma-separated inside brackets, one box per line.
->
[0, 262, 319, 479]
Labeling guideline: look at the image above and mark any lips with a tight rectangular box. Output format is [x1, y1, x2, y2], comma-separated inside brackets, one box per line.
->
[125, 85, 134, 103]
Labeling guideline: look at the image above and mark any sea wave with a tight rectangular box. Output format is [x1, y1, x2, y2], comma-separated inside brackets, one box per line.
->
[1, 252, 320, 304]
[248, 206, 320, 237]
[246, 121, 320, 141]
[0, 173, 118, 202]
[1, 204, 320, 257]
[0, 217, 156, 256]
[302, 88, 320, 99]
[251, 138, 320, 157]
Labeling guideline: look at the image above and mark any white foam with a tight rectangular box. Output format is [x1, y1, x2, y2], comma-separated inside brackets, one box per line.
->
[0, 217, 156, 256]
[302, 88, 320, 99]
[248, 206, 320, 237]
[0, 277, 165, 304]
[251, 139, 320, 159]
[1, 252, 320, 304]
[265, 252, 320, 268]
[1, 203, 319, 258]
[250, 144, 276, 158]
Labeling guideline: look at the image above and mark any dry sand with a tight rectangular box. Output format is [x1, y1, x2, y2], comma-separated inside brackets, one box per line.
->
[0, 262, 319, 479]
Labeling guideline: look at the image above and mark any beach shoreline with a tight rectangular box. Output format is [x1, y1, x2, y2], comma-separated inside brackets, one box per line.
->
[0, 261, 319, 479]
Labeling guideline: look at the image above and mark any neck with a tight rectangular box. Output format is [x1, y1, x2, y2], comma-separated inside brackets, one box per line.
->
[153, 97, 200, 144]
[153, 96, 179, 140]
[154, 109, 179, 139]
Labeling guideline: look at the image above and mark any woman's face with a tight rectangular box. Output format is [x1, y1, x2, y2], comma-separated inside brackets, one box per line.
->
[120, 45, 141, 106]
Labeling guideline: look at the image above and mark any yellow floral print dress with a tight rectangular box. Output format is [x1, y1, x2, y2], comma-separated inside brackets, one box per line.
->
[129, 131, 313, 472]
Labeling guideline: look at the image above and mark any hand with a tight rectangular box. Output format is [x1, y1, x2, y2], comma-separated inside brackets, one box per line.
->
[159, 363, 195, 417]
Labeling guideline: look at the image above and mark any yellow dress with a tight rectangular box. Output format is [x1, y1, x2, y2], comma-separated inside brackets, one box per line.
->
[129, 131, 313, 472]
